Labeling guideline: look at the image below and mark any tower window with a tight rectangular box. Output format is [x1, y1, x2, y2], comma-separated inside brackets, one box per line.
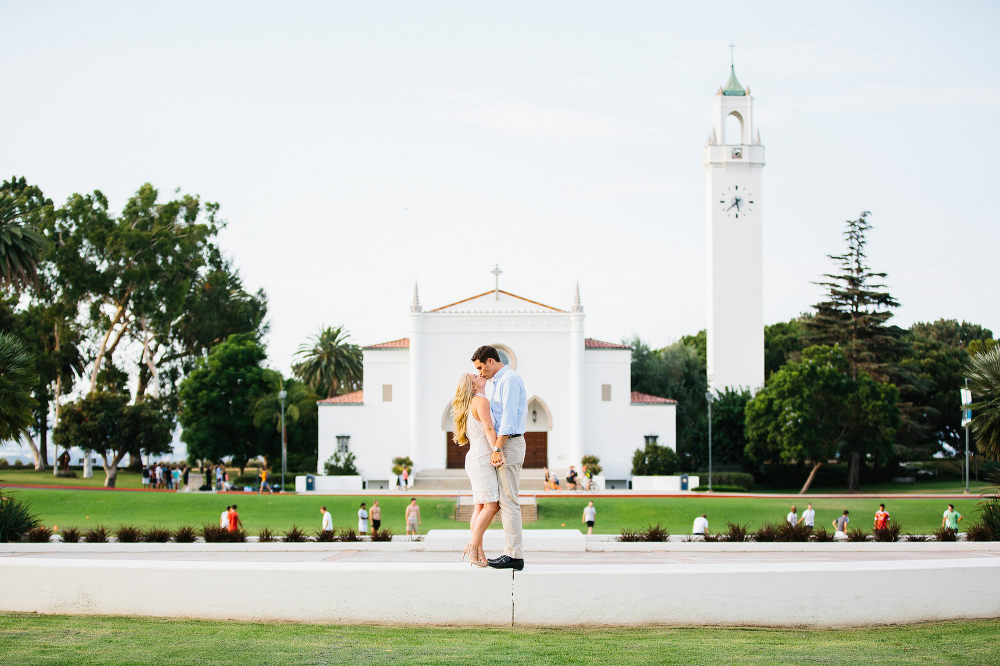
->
[601, 384, 611, 402]
[336, 436, 350, 454]
[382, 384, 392, 401]
[644, 435, 659, 444]
[730, 147, 743, 159]
[725, 112, 743, 145]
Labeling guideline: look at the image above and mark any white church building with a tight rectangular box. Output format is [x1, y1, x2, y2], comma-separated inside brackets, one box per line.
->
[317, 286, 676, 486]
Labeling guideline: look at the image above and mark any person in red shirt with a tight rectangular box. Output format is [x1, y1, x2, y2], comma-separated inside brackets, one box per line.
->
[874, 504, 890, 530]
[228, 504, 243, 532]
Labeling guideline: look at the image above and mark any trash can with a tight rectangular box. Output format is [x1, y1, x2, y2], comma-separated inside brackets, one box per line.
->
[680, 474, 689, 491]
[305, 475, 316, 491]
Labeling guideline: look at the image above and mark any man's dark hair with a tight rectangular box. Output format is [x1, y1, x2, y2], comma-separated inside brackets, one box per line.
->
[321, 506, 327, 511]
[411, 498, 416, 502]
[360, 502, 366, 507]
[843, 510, 849, 515]
[226, 506, 231, 510]
[232, 504, 238, 510]
[471, 345, 501, 364]
[948, 504, 954, 510]
[879, 504, 885, 509]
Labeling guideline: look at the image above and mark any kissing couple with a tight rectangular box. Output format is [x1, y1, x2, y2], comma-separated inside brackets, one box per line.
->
[451, 345, 527, 570]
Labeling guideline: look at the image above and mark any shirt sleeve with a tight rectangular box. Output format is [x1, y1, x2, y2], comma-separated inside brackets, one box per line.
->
[497, 375, 523, 436]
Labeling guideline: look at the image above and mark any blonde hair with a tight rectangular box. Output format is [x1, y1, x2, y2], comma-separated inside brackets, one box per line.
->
[452, 373, 475, 446]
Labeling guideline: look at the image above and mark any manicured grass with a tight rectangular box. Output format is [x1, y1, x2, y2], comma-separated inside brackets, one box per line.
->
[0, 613, 997, 665]
[6, 489, 458, 535]
[7, 487, 987, 536]
[0, 468, 147, 489]
[766, 478, 996, 496]
[535, 496, 985, 535]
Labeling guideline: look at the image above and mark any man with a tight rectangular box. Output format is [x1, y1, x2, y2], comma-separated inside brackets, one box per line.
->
[874, 504, 890, 530]
[473, 345, 527, 571]
[321, 506, 333, 533]
[215, 464, 224, 492]
[258, 467, 273, 495]
[220, 505, 231, 529]
[582, 501, 596, 535]
[800, 503, 816, 531]
[942, 504, 963, 531]
[786, 506, 798, 526]
[228, 504, 243, 533]
[358, 502, 369, 533]
[693, 514, 709, 535]
[833, 510, 850, 538]
[405, 498, 421, 535]
[565, 466, 579, 490]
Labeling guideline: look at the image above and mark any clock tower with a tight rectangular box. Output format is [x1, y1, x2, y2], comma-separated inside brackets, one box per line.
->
[703, 62, 765, 392]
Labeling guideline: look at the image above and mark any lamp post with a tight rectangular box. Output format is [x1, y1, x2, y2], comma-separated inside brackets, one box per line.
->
[279, 389, 287, 491]
[705, 391, 715, 492]
[960, 382, 972, 495]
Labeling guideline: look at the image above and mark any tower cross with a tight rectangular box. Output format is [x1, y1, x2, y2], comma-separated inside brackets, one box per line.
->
[491, 264, 502, 300]
[729, 41, 736, 64]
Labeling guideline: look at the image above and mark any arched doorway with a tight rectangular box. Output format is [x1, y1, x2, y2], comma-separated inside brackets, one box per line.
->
[443, 396, 552, 469]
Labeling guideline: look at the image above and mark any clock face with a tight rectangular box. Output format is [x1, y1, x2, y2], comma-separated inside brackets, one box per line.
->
[719, 184, 754, 220]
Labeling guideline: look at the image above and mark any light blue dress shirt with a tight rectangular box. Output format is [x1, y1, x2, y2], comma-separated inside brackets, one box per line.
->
[489, 366, 527, 437]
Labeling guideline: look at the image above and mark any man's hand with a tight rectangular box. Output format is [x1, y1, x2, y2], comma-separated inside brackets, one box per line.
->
[490, 450, 506, 467]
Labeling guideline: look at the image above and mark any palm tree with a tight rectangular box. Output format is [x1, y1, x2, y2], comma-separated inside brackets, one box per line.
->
[968, 345, 1000, 459]
[0, 192, 46, 290]
[292, 326, 362, 399]
[251, 375, 320, 471]
[0, 332, 39, 444]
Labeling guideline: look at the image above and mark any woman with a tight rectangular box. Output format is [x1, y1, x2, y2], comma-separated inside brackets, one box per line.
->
[370, 500, 381, 533]
[453, 372, 500, 567]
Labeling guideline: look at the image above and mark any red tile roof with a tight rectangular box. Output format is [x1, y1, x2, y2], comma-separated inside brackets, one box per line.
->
[585, 338, 631, 350]
[318, 390, 364, 405]
[630, 391, 677, 405]
[364, 338, 410, 349]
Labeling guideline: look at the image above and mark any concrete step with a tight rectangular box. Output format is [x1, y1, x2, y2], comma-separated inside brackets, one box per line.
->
[454, 495, 537, 522]
[413, 469, 547, 491]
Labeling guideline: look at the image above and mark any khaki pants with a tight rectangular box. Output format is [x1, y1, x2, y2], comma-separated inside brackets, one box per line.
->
[497, 461, 523, 559]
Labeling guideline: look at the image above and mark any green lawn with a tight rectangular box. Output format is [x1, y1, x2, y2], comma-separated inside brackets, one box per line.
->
[0, 613, 997, 665]
[765, 478, 996, 496]
[0, 468, 147, 489]
[5, 487, 987, 536]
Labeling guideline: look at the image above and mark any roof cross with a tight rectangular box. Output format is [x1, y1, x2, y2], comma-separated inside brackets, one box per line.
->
[491, 264, 502, 300]
[729, 41, 736, 64]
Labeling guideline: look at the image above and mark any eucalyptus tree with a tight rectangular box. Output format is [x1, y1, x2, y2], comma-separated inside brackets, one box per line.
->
[293, 326, 363, 399]
[967, 346, 1000, 460]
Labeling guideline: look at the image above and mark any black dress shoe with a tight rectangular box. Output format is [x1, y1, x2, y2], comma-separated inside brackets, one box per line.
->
[487, 555, 524, 571]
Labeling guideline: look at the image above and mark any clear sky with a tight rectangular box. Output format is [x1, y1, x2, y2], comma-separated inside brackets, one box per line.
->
[3, 2, 997, 374]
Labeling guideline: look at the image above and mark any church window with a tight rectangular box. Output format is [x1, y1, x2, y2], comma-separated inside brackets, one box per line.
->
[601, 384, 611, 401]
[490, 343, 516, 370]
[336, 436, 350, 454]
[725, 111, 743, 145]
[382, 384, 392, 401]
[644, 435, 658, 444]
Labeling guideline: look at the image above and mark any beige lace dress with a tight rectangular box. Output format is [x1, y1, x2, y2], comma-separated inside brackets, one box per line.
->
[464, 415, 500, 504]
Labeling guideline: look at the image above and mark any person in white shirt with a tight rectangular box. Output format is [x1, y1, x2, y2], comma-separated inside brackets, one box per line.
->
[358, 502, 369, 533]
[786, 506, 798, 526]
[220, 506, 230, 529]
[693, 514, 709, 535]
[321, 506, 333, 533]
[800, 503, 816, 531]
[582, 501, 597, 535]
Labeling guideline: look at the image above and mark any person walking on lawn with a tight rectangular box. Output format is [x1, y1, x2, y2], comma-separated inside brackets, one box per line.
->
[370, 500, 381, 533]
[221, 506, 231, 529]
[321, 506, 333, 533]
[874, 504, 890, 530]
[942, 504, 963, 531]
[228, 504, 243, 533]
[258, 467, 273, 495]
[582, 501, 596, 535]
[800, 503, 816, 531]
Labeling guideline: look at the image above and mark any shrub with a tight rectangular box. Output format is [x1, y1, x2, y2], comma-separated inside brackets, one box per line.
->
[754, 523, 780, 543]
[777, 522, 811, 543]
[581, 455, 602, 476]
[933, 526, 958, 542]
[324, 452, 358, 476]
[61, 527, 80, 543]
[391, 457, 413, 476]
[964, 523, 994, 542]
[811, 527, 835, 542]
[0, 459, 8, 469]
[143, 526, 171, 543]
[702, 531, 722, 542]
[631, 442, 679, 476]
[338, 527, 359, 542]
[231, 472, 260, 488]
[371, 527, 393, 542]
[258, 527, 277, 543]
[692, 485, 747, 493]
[173, 526, 196, 543]
[25, 525, 53, 543]
[873, 523, 903, 543]
[315, 529, 337, 542]
[83, 526, 110, 543]
[617, 528, 643, 542]
[0, 490, 40, 542]
[904, 533, 929, 542]
[283, 525, 308, 543]
[724, 522, 750, 543]
[13, 460, 23, 468]
[201, 525, 227, 543]
[846, 528, 870, 543]
[642, 523, 670, 542]
[115, 525, 142, 543]
[978, 494, 1000, 538]
[56, 471, 77, 479]
[701, 472, 754, 491]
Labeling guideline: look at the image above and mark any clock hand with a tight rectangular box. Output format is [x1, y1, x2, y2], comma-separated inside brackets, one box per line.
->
[726, 202, 737, 211]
